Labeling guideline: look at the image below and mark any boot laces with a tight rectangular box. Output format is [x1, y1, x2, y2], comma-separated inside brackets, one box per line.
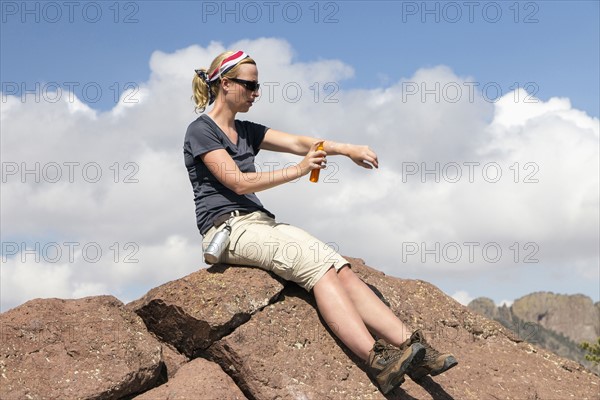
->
[374, 341, 400, 362]
[422, 343, 441, 362]
[411, 331, 441, 362]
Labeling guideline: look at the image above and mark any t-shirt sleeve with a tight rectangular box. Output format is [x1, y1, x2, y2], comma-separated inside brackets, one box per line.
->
[186, 120, 224, 159]
[242, 121, 269, 154]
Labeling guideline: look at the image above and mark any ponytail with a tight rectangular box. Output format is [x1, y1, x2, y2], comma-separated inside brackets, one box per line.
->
[192, 69, 215, 113]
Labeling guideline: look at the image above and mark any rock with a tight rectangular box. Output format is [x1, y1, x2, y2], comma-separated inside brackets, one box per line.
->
[350, 259, 516, 342]
[469, 292, 600, 370]
[467, 297, 498, 319]
[127, 264, 286, 358]
[0, 295, 164, 400]
[3, 258, 599, 399]
[133, 358, 246, 400]
[160, 342, 189, 379]
[512, 292, 600, 344]
[204, 258, 600, 399]
[207, 283, 378, 399]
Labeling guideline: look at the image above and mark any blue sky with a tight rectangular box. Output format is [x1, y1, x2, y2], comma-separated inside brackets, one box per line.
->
[2, 1, 599, 115]
[1, 1, 599, 311]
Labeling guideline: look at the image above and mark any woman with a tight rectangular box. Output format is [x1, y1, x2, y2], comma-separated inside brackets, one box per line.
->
[184, 50, 457, 394]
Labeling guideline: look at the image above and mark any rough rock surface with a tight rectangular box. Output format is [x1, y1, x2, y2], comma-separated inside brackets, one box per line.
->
[159, 342, 188, 379]
[138, 258, 599, 400]
[3, 258, 599, 399]
[352, 262, 599, 399]
[511, 292, 600, 344]
[206, 283, 377, 399]
[126, 264, 285, 358]
[467, 297, 498, 320]
[134, 358, 246, 400]
[469, 293, 600, 371]
[0, 296, 164, 400]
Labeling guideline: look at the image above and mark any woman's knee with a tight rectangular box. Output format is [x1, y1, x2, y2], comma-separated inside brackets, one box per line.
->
[337, 264, 357, 286]
[313, 266, 338, 292]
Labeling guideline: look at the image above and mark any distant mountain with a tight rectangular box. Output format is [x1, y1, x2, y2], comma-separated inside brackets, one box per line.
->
[468, 292, 600, 371]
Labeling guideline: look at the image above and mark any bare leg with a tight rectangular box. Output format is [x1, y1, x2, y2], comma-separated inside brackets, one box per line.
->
[313, 267, 375, 361]
[337, 266, 412, 347]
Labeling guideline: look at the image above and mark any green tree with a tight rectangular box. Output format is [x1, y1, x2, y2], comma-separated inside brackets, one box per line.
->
[579, 337, 600, 365]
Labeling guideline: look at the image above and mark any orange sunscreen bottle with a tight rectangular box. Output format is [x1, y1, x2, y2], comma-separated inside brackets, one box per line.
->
[309, 141, 325, 183]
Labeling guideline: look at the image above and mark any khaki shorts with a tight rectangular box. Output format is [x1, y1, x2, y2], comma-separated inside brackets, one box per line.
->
[202, 211, 350, 291]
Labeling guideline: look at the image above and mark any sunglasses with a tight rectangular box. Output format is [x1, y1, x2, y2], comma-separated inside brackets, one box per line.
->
[229, 78, 260, 92]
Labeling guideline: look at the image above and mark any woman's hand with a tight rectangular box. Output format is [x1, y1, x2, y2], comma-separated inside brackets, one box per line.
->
[298, 141, 328, 176]
[346, 144, 379, 169]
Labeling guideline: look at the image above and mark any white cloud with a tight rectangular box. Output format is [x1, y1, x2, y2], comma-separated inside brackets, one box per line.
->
[1, 38, 598, 312]
[499, 299, 514, 307]
[452, 290, 474, 306]
[0, 258, 72, 306]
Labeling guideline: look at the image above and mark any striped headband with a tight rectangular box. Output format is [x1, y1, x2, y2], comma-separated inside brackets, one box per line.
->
[208, 51, 250, 82]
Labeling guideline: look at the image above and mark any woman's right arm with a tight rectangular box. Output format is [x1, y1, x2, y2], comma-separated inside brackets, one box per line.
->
[200, 141, 326, 195]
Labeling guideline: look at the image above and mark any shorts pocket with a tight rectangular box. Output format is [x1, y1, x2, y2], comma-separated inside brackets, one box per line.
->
[270, 243, 296, 282]
[224, 227, 267, 267]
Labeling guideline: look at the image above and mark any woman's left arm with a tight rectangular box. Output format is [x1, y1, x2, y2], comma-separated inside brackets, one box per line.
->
[261, 128, 379, 169]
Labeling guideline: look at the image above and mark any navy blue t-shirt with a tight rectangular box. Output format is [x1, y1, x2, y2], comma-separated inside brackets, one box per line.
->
[184, 114, 275, 235]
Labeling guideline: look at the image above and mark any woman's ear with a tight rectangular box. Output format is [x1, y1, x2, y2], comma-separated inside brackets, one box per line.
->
[220, 78, 230, 93]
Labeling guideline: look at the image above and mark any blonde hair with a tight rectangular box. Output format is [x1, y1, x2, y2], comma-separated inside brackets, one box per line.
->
[192, 51, 256, 113]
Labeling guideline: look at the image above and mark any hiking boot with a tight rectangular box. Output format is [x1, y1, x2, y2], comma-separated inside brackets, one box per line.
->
[368, 339, 426, 394]
[400, 329, 458, 381]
